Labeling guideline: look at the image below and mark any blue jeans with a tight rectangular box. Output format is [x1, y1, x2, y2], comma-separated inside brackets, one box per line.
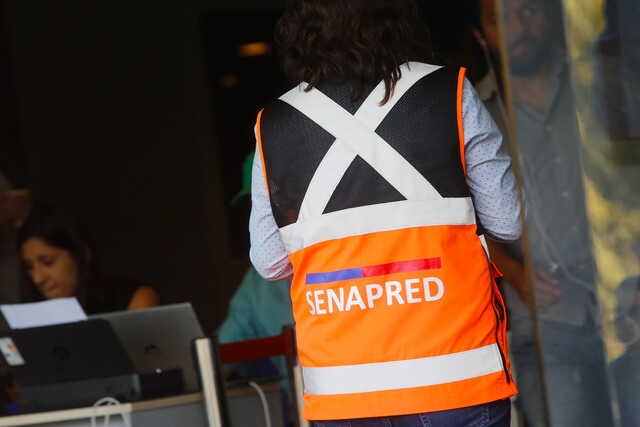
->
[311, 399, 511, 427]
[509, 316, 614, 427]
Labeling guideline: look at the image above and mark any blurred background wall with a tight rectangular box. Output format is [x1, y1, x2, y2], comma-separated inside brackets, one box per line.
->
[0, 0, 471, 334]
[0, 0, 288, 333]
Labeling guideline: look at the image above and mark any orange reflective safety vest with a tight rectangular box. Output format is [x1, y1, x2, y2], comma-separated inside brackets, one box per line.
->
[256, 62, 517, 420]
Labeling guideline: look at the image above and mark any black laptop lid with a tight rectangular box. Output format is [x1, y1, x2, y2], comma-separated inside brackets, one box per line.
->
[0, 319, 136, 386]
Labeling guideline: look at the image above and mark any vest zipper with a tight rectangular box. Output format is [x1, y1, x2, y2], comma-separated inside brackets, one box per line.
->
[487, 258, 511, 384]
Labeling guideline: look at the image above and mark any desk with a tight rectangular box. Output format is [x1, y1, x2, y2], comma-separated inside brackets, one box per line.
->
[0, 330, 291, 427]
[0, 393, 206, 427]
[0, 383, 285, 427]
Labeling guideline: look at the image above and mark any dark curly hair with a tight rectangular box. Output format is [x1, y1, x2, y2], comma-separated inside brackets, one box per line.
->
[275, 0, 436, 104]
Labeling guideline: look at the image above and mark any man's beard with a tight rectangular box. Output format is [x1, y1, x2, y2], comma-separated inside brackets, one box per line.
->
[508, 36, 550, 76]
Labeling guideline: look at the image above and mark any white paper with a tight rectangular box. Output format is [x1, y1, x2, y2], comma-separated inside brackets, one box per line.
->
[0, 297, 87, 329]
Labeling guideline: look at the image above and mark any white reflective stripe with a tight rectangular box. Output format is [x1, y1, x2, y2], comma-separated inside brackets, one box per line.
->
[354, 62, 442, 128]
[298, 141, 357, 221]
[298, 82, 383, 221]
[297, 62, 442, 220]
[279, 86, 441, 202]
[302, 343, 504, 395]
[280, 197, 475, 253]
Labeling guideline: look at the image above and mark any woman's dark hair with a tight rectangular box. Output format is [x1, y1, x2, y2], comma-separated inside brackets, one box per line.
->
[275, 0, 436, 104]
[16, 205, 108, 312]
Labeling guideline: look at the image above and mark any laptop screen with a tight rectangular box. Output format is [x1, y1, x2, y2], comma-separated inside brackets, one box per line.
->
[90, 303, 205, 393]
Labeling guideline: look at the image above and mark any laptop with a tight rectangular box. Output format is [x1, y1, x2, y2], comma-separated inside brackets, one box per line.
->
[90, 303, 205, 393]
[0, 319, 141, 413]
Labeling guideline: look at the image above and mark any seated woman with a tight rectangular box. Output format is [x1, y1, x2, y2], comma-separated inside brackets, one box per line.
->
[16, 205, 160, 314]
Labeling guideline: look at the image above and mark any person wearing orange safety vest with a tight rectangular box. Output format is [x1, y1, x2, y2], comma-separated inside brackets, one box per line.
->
[249, 1, 523, 426]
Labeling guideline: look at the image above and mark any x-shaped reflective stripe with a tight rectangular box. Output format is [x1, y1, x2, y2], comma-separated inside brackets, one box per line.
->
[279, 62, 444, 222]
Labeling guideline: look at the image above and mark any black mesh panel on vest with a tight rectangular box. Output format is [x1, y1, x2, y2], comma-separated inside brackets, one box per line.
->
[260, 100, 335, 227]
[314, 80, 375, 115]
[374, 67, 470, 199]
[324, 156, 406, 214]
[259, 66, 471, 228]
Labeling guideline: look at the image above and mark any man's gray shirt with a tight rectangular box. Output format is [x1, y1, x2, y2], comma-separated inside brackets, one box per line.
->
[476, 53, 596, 325]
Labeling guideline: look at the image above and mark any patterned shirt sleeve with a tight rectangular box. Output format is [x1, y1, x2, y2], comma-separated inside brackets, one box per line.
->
[461, 78, 523, 242]
[249, 125, 294, 280]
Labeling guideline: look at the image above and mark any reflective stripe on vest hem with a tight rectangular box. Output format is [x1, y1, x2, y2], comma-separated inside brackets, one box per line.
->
[280, 197, 476, 253]
[302, 343, 503, 396]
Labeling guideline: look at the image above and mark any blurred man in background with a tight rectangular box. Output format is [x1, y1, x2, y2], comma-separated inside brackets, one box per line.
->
[471, 0, 615, 425]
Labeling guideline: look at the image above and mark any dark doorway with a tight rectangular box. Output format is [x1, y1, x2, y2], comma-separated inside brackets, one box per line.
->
[201, 8, 289, 257]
